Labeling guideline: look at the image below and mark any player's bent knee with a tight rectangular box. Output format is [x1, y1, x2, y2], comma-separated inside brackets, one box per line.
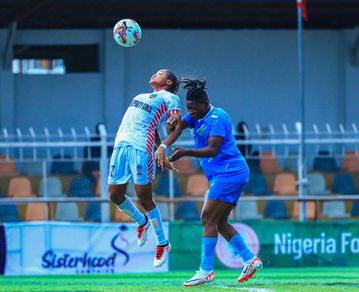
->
[108, 188, 126, 205]
[139, 198, 156, 211]
[201, 214, 216, 227]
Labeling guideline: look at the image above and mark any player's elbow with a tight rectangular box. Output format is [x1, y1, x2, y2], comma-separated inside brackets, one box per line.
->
[207, 146, 219, 157]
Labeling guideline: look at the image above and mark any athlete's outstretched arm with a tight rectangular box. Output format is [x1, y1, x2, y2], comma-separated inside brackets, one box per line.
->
[155, 114, 186, 170]
[154, 129, 178, 173]
[169, 136, 223, 162]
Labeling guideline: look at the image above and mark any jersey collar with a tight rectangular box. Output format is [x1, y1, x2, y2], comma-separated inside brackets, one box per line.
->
[198, 104, 214, 122]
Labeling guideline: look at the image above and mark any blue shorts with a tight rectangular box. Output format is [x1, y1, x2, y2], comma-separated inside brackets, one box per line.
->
[206, 169, 249, 206]
[108, 145, 155, 185]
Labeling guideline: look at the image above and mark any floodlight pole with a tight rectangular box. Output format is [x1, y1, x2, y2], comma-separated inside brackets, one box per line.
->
[297, 2, 308, 222]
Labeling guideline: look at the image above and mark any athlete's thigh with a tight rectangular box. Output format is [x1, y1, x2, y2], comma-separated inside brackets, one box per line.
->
[129, 148, 156, 185]
[201, 197, 233, 223]
[108, 146, 131, 185]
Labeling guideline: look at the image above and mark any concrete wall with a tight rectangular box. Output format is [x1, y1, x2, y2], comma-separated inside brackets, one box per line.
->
[0, 28, 358, 135]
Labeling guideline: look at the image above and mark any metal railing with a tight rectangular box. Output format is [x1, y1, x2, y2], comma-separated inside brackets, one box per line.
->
[0, 122, 359, 222]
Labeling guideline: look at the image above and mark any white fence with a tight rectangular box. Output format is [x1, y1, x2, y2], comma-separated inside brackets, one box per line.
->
[0, 123, 359, 222]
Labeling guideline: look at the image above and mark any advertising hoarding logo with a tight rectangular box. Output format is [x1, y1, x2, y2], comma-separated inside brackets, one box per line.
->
[216, 223, 259, 268]
[41, 225, 130, 274]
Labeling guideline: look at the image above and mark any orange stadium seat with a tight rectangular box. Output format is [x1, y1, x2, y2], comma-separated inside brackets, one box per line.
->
[8, 176, 35, 197]
[273, 173, 297, 195]
[173, 158, 196, 174]
[341, 150, 359, 173]
[0, 156, 18, 177]
[185, 174, 209, 197]
[292, 201, 316, 220]
[259, 151, 283, 173]
[25, 203, 49, 221]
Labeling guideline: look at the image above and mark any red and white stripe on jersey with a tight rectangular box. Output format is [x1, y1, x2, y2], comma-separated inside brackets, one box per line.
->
[169, 109, 180, 115]
[146, 101, 168, 182]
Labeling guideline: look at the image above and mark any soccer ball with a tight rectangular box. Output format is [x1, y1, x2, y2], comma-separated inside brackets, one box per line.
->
[113, 19, 142, 47]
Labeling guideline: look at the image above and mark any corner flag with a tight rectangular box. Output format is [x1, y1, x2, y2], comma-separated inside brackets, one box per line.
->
[297, 0, 308, 21]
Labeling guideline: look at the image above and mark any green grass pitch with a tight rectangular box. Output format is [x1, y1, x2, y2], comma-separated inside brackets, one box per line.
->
[1, 267, 358, 291]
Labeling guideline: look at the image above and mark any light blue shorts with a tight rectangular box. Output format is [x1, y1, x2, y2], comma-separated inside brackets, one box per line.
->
[108, 145, 155, 185]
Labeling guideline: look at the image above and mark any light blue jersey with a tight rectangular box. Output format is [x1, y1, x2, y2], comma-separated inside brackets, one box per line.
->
[183, 106, 248, 204]
[109, 90, 181, 185]
[115, 90, 181, 152]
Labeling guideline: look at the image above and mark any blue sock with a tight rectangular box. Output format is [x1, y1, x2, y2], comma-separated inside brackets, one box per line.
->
[199, 237, 218, 272]
[147, 206, 167, 246]
[229, 233, 254, 262]
[117, 196, 146, 226]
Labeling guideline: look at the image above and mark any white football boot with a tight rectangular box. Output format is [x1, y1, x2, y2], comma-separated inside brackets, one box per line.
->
[183, 270, 216, 287]
[137, 216, 150, 247]
[238, 256, 263, 283]
[153, 242, 171, 267]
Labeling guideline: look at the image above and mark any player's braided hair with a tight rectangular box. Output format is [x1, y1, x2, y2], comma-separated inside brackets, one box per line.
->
[162, 70, 179, 93]
[180, 78, 208, 102]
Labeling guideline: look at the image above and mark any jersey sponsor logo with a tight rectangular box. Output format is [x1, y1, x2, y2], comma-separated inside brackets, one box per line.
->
[211, 115, 218, 119]
[130, 100, 153, 113]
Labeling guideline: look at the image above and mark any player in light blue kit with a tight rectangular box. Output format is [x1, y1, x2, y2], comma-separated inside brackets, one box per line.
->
[169, 79, 263, 286]
[108, 69, 182, 267]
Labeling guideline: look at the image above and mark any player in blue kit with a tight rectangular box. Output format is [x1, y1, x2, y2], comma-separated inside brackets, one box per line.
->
[169, 79, 263, 286]
[108, 69, 182, 267]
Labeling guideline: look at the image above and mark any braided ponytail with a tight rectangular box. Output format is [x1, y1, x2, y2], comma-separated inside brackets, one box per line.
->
[180, 78, 208, 101]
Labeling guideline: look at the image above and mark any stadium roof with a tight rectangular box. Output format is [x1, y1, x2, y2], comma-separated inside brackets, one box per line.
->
[0, 0, 359, 30]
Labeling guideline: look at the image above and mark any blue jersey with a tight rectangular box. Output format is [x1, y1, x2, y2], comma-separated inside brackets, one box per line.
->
[183, 106, 248, 182]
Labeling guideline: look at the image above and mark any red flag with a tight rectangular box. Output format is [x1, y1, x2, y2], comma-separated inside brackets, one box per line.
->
[297, 0, 308, 21]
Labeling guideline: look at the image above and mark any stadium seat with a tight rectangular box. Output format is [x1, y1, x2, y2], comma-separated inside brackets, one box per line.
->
[312, 151, 337, 172]
[0, 193, 19, 222]
[25, 203, 49, 221]
[292, 202, 316, 219]
[264, 200, 291, 219]
[0, 156, 18, 177]
[259, 151, 283, 174]
[84, 202, 102, 222]
[22, 160, 46, 176]
[331, 173, 358, 194]
[173, 157, 196, 174]
[234, 201, 263, 219]
[244, 174, 271, 195]
[273, 173, 297, 195]
[55, 202, 81, 221]
[155, 172, 182, 197]
[68, 176, 95, 197]
[351, 202, 359, 217]
[341, 150, 359, 173]
[283, 153, 298, 172]
[39, 176, 65, 197]
[308, 173, 330, 195]
[185, 174, 209, 197]
[246, 157, 261, 174]
[322, 201, 350, 218]
[175, 202, 200, 221]
[51, 154, 77, 175]
[8, 176, 35, 197]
